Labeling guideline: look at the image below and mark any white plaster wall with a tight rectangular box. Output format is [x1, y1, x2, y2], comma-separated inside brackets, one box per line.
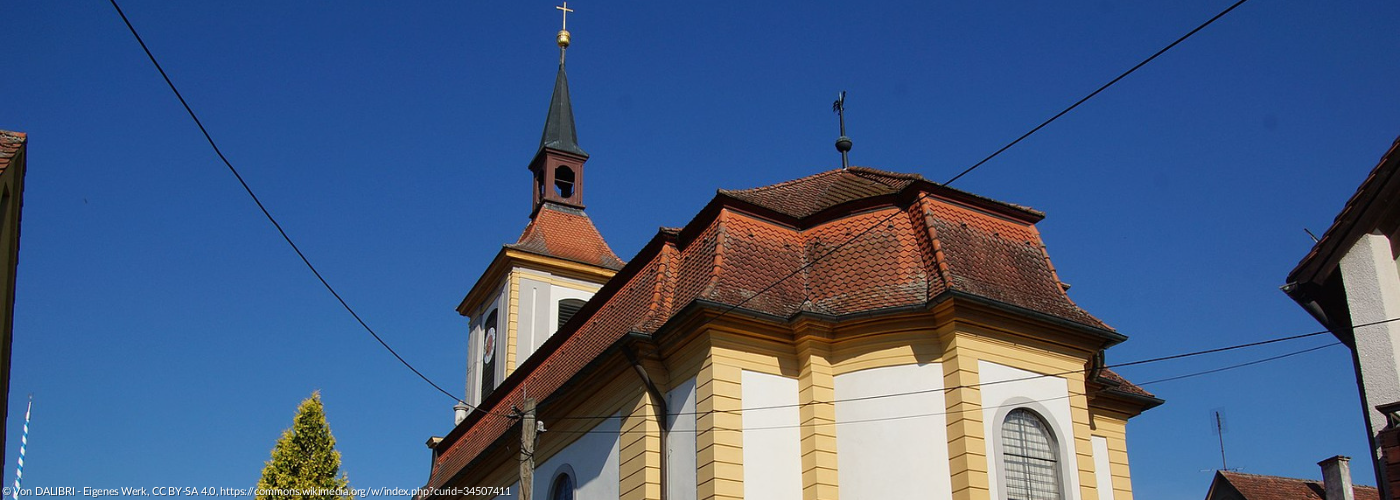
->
[1341, 233, 1400, 440]
[834, 363, 953, 500]
[741, 370, 803, 500]
[979, 360, 1082, 500]
[516, 276, 552, 367]
[1091, 436, 1115, 500]
[535, 412, 622, 500]
[667, 378, 698, 500]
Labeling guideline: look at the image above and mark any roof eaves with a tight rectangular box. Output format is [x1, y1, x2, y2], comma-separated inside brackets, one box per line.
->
[934, 289, 1126, 345]
[1288, 135, 1400, 288]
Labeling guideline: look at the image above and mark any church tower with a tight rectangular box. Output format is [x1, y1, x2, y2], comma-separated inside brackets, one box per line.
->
[456, 12, 624, 412]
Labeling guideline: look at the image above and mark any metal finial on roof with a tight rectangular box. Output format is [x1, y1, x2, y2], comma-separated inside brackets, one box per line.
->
[556, 2, 574, 63]
[833, 91, 853, 170]
[539, 2, 587, 158]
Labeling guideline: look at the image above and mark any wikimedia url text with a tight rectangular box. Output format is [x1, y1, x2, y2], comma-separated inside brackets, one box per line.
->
[0, 486, 512, 497]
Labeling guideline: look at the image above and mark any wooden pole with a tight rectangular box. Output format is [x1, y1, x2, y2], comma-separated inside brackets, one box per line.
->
[520, 398, 537, 500]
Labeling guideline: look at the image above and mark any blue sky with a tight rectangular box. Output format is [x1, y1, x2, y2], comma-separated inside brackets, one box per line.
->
[3, 1, 1398, 499]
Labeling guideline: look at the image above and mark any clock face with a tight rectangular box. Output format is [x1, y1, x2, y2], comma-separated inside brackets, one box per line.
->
[483, 326, 497, 364]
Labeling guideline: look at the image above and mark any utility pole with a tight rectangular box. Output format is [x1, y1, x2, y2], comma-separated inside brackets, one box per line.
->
[519, 398, 538, 500]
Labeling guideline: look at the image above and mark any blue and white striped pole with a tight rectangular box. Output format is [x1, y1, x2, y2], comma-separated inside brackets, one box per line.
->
[12, 395, 30, 500]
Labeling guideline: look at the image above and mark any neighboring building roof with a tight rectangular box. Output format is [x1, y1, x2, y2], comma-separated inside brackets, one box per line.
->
[1209, 471, 1380, 500]
[507, 202, 625, 270]
[1288, 135, 1400, 290]
[537, 64, 587, 158]
[0, 131, 26, 175]
[428, 166, 1139, 489]
[1284, 135, 1400, 341]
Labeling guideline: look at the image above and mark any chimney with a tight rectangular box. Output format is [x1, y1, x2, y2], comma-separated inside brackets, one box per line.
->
[1318, 455, 1355, 500]
[454, 402, 470, 425]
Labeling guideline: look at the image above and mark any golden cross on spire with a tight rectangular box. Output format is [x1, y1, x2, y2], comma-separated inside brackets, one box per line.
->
[554, 2, 574, 51]
[556, 2, 574, 31]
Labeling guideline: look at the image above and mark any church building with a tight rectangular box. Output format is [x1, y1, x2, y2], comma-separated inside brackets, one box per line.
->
[424, 11, 1160, 500]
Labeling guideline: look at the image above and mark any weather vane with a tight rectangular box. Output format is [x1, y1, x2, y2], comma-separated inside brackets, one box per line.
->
[556, 1, 574, 62]
[833, 91, 852, 170]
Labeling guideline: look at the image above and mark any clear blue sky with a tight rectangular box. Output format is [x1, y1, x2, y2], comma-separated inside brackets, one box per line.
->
[3, 1, 1398, 499]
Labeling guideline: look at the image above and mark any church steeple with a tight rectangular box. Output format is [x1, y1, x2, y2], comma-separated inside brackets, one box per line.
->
[538, 65, 587, 159]
[530, 2, 588, 215]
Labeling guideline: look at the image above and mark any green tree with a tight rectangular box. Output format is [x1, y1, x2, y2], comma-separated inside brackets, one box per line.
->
[257, 391, 352, 500]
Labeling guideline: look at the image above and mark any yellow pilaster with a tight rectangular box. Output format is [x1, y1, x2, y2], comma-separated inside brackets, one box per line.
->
[943, 337, 990, 500]
[697, 349, 744, 500]
[620, 393, 662, 500]
[504, 271, 521, 376]
[796, 341, 839, 500]
[1068, 376, 1100, 500]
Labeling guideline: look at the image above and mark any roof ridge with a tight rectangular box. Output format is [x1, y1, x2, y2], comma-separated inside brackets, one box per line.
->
[719, 169, 844, 195]
[846, 165, 925, 181]
[1220, 470, 1379, 488]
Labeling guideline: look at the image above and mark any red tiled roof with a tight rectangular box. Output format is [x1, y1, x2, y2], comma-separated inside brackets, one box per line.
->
[1216, 471, 1380, 500]
[719, 166, 1041, 220]
[1098, 368, 1155, 399]
[428, 167, 1125, 489]
[719, 167, 921, 218]
[0, 131, 26, 175]
[508, 202, 625, 270]
[702, 167, 1104, 327]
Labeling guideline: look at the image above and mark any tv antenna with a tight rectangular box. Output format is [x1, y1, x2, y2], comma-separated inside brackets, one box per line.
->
[1211, 409, 1231, 471]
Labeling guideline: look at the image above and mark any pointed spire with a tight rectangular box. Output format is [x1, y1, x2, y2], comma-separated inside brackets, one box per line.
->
[539, 64, 588, 158]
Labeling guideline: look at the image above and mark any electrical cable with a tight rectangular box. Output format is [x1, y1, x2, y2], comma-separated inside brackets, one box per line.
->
[106, 0, 507, 415]
[942, 0, 1250, 186]
[665, 0, 1255, 367]
[543, 318, 1390, 421]
[543, 340, 1341, 436]
[110, 0, 1253, 421]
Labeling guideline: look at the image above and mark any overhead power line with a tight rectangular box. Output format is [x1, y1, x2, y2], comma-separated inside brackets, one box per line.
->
[544, 319, 1386, 422]
[677, 0, 1254, 350]
[110, 0, 1253, 423]
[544, 340, 1342, 436]
[942, 0, 1250, 186]
[107, 0, 482, 411]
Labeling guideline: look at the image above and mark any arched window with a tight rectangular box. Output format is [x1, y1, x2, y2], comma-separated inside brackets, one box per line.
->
[1001, 408, 1062, 500]
[549, 472, 574, 500]
[554, 165, 575, 199]
[558, 298, 586, 330]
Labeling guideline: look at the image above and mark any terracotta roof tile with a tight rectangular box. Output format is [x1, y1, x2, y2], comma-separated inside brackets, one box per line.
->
[0, 130, 26, 175]
[1097, 368, 1155, 399]
[719, 167, 920, 219]
[700, 168, 1106, 327]
[508, 202, 625, 270]
[1218, 471, 1380, 500]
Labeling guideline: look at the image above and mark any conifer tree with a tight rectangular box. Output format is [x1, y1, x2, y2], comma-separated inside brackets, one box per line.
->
[257, 391, 353, 500]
